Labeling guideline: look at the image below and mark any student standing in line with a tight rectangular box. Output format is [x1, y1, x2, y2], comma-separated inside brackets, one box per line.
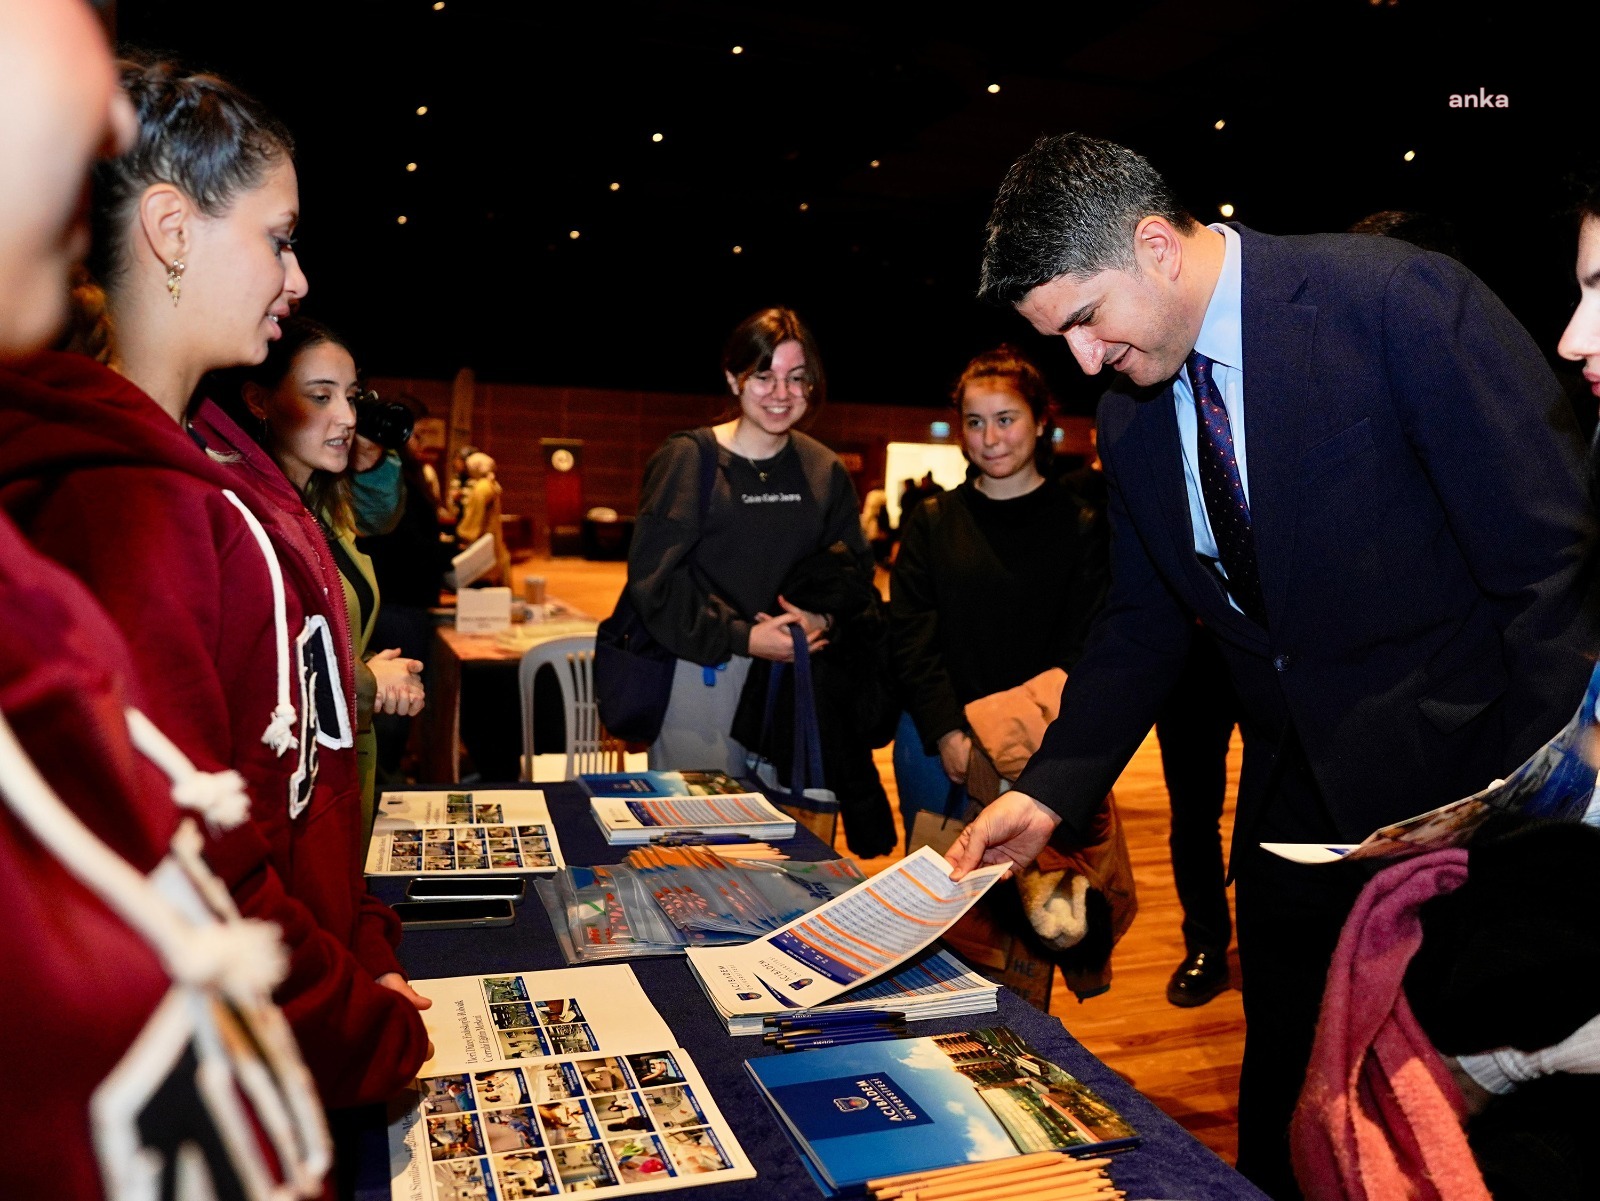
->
[0, 58, 430, 1111]
[227, 315, 426, 835]
[627, 307, 869, 774]
[0, 5, 329, 1196]
[891, 345, 1107, 808]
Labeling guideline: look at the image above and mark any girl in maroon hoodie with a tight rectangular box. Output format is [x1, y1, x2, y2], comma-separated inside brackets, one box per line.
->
[0, 59, 431, 1111]
[0, 10, 329, 1199]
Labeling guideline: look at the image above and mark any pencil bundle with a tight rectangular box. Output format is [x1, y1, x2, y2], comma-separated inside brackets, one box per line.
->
[867, 1152, 1120, 1201]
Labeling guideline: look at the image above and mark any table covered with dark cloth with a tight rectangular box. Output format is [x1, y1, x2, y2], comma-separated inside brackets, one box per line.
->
[355, 782, 1266, 1201]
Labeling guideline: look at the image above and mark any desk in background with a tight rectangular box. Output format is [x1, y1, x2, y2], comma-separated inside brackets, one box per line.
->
[418, 613, 598, 783]
[356, 782, 1267, 1201]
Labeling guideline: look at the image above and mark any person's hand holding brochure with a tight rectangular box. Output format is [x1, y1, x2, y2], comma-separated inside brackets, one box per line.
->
[1266, 659, 1600, 865]
[687, 846, 1007, 1010]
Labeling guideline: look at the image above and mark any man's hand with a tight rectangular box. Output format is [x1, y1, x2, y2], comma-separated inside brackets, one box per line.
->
[377, 971, 433, 1010]
[937, 729, 972, 783]
[748, 610, 826, 661]
[947, 790, 1061, 881]
[351, 434, 385, 473]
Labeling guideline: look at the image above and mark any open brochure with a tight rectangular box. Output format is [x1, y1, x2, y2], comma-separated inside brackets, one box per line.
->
[1265, 659, 1600, 865]
[747, 1025, 1138, 1196]
[686, 846, 1007, 1012]
[366, 790, 566, 876]
[388, 966, 754, 1199]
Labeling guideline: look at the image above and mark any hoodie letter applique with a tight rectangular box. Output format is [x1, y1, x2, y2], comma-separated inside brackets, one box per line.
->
[289, 615, 351, 820]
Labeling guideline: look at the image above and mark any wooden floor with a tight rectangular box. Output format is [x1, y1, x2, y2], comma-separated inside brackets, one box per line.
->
[519, 555, 1247, 1165]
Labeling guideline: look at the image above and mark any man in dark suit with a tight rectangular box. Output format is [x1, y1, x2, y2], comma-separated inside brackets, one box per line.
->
[948, 134, 1596, 1198]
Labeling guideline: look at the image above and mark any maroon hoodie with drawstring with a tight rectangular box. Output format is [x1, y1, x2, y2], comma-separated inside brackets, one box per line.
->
[0, 350, 427, 1108]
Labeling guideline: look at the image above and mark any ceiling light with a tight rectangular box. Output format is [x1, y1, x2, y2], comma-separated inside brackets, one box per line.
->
[1403, 149, 1416, 162]
[569, 229, 580, 239]
[732, 245, 743, 255]
[433, 1, 444, 9]
[397, 215, 408, 225]
[869, 159, 880, 168]
[798, 202, 809, 212]
[986, 83, 1001, 94]
[609, 181, 621, 191]
[731, 45, 744, 55]
[406, 162, 417, 172]
[1219, 203, 1235, 218]
[415, 105, 428, 116]
[651, 132, 664, 143]
[1214, 119, 1226, 130]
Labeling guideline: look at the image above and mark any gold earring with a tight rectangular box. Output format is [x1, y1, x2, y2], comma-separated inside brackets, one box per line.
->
[166, 258, 185, 306]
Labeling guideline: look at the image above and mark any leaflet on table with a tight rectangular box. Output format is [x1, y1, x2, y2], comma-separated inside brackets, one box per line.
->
[590, 790, 795, 845]
[686, 846, 1007, 1010]
[747, 1026, 1138, 1195]
[1264, 659, 1600, 866]
[366, 789, 566, 876]
[389, 966, 755, 1199]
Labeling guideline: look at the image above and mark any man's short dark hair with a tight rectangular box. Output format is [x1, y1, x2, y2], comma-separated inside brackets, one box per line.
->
[978, 133, 1195, 307]
[1347, 210, 1463, 261]
[1571, 162, 1600, 226]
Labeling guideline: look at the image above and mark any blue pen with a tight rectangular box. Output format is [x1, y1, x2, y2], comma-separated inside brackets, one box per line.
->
[778, 1030, 908, 1051]
[766, 1009, 905, 1029]
[764, 1020, 905, 1042]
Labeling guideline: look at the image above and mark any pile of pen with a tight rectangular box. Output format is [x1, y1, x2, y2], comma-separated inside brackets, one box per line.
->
[866, 1152, 1121, 1201]
[762, 1008, 909, 1052]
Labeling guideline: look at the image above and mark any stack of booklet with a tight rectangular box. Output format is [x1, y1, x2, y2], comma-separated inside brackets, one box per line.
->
[686, 846, 1008, 1031]
[582, 770, 796, 844]
[746, 1025, 1138, 1196]
[386, 964, 755, 1200]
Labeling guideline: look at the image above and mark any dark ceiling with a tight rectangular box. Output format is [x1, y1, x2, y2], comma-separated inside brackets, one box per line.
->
[117, 1, 1599, 416]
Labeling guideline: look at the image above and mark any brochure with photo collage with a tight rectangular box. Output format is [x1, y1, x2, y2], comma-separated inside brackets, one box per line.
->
[388, 966, 755, 1200]
[366, 790, 566, 876]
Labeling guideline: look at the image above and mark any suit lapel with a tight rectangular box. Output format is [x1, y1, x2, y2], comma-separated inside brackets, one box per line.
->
[1236, 226, 1318, 629]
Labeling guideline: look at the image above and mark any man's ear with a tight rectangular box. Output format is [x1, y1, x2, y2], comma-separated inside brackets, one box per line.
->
[241, 380, 269, 423]
[136, 183, 191, 273]
[1134, 215, 1184, 282]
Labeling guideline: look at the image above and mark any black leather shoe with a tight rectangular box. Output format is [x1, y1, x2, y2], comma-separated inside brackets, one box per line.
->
[1166, 949, 1230, 1008]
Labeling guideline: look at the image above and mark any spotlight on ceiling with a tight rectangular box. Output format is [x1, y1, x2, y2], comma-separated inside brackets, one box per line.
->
[1219, 203, 1235, 218]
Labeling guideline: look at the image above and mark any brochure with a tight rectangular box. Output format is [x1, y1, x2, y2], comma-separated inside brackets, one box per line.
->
[585, 774, 796, 845]
[694, 946, 1001, 1036]
[686, 846, 1007, 1011]
[1264, 659, 1600, 865]
[366, 790, 566, 876]
[388, 966, 755, 1199]
[746, 1026, 1138, 1195]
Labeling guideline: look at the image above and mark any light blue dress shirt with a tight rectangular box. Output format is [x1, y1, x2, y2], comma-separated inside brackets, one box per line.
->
[1173, 223, 1247, 603]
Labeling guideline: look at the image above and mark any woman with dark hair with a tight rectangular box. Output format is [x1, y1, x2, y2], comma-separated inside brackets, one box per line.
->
[0, 58, 430, 1110]
[627, 306, 871, 774]
[890, 345, 1108, 796]
[228, 316, 426, 831]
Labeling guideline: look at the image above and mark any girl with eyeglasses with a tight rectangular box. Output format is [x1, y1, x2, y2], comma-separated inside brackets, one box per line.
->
[626, 306, 872, 775]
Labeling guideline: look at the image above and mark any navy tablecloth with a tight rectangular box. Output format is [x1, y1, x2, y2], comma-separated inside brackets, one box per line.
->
[355, 783, 1266, 1201]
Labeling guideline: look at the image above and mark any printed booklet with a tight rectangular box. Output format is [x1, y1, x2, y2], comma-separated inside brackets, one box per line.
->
[747, 1025, 1138, 1195]
[388, 965, 754, 1200]
[1264, 659, 1600, 865]
[583, 772, 795, 845]
[686, 846, 1007, 1012]
[366, 790, 566, 876]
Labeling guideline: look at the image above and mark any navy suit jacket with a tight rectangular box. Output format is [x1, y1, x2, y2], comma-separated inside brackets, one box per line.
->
[1014, 224, 1598, 851]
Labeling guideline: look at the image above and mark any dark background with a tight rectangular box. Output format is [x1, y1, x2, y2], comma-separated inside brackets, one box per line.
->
[115, 0, 1599, 418]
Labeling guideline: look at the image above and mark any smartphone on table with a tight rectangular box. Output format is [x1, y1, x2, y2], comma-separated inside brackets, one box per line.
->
[405, 876, 527, 904]
[391, 899, 516, 930]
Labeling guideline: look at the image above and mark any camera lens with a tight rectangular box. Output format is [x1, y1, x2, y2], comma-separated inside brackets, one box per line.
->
[354, 392, 415, 451]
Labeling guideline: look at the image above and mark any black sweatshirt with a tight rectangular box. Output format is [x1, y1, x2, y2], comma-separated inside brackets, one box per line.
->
[889, 477, 1110, 753]
[628, 428, 869, 666]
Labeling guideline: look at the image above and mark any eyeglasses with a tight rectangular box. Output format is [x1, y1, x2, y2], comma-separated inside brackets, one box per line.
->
[745, 370, 813, 398]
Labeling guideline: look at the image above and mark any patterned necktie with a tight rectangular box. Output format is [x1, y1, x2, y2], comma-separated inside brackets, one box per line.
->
[1188, 350, 1268, 627]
